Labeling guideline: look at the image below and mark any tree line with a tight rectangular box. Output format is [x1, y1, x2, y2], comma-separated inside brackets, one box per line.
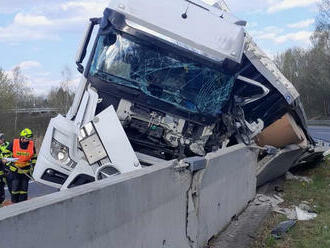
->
[0, 66, 74, 114]
[275, 0, 330, 119]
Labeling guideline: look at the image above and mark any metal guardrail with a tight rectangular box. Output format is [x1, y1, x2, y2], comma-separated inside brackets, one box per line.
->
[307, 120, 330, 126]
[2, 108, 61, 114]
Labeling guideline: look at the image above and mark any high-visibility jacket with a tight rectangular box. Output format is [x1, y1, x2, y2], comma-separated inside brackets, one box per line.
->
[12, 139, 34, 169]
[0, 142, 11, 177]
[0, 142, 11, 159]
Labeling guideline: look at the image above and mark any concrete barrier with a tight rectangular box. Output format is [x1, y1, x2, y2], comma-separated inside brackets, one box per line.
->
[187, 144, 257, 247]
[0, 162, 192, 248]
[257, 145, 305, 186]
[0, 144, 258, 248]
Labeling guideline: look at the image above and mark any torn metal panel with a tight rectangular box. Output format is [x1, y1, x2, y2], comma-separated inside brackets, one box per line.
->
[293, 146, 326, 167]
[244, 34, 299, 104]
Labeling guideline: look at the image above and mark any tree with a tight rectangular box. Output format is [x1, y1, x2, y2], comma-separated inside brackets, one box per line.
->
[0, 68, 16, 110]
[316, 0, 330, 33]
[11, 66, 36, 108]
[47, 66, 75, 114]
[313, 0, 330, 52]
[275, 1, 330, 119]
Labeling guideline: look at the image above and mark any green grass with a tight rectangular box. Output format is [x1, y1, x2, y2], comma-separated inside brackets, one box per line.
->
[253, 160, 330, 248]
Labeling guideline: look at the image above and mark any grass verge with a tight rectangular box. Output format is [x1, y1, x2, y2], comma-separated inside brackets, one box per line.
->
[252, 159, 330, 248]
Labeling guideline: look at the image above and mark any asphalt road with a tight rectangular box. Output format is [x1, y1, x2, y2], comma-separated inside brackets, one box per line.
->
[308, 125, 330, 143]
[4, 181, 58, 203]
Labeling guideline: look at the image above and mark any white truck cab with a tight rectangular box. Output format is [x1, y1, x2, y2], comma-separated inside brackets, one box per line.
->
[33, 0, 313, 189]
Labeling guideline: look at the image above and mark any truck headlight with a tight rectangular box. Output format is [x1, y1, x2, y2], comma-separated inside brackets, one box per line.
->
[51, 138, 77, 169]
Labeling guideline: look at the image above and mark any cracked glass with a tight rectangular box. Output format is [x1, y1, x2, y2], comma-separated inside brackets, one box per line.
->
[89, 33, 235, 116]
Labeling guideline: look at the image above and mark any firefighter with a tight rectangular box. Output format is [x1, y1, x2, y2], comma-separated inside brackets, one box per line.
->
[4, 128, 37, 203]
[0, 133, 11, 204]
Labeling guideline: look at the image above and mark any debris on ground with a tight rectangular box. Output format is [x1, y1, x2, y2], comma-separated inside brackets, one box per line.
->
[323, 149, 330, 157]
[285, 171, 312, 183]
[271, 220, 296, 239]
[298, 202, 313, 212]
[254, 194, 296, 219]
[253, 161, 329, 247]
[295, 206, 318, 221]
[254, 194, 318, 221]
[273, 207, 297, 220]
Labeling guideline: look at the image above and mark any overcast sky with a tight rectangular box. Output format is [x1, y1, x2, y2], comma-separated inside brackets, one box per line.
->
[0, 0, 319, 95]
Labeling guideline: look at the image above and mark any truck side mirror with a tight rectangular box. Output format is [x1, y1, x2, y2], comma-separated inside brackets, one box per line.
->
[76, 18, 100, 73]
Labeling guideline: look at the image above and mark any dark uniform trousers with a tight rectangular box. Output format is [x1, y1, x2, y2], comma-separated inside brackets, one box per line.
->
[0, 141, 12, 204]
[0, 176, 5, 204]
[0, 162, 5, 204]
[7, 169, 30, 203]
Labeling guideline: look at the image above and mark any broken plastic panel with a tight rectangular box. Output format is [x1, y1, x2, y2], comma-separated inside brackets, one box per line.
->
[271, 220, 296, 239]
[89, 33, 235, 117]
[79, 106, 141, 172]
[295, 207, 317, 221]
[79, 122, 107, 165]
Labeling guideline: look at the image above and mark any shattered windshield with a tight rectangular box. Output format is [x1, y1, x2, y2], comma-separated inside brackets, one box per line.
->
[89, 33, 235, 116]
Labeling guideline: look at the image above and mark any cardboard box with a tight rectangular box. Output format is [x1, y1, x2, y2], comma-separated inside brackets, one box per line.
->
[255, 113, 306, 148]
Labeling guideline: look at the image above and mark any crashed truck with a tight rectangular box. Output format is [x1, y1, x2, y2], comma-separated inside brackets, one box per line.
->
[33, 0, 322, 189]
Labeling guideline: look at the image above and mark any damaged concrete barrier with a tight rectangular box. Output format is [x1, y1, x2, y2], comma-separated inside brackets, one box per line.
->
[257, 145, 305, 186]
[0, 144, 257, 248]
[187, 144, 257, 247]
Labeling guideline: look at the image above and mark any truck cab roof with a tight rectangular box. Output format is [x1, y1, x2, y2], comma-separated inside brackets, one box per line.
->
[106, 0, 246, 64]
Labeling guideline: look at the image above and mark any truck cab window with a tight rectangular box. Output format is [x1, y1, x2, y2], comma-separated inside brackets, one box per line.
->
[89, 33, 235, 117]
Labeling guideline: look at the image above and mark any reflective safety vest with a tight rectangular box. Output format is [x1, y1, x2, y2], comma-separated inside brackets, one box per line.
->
[12, 139, 34, 168]
[0, 142, 11, 177]
[0, 142, 10, 159]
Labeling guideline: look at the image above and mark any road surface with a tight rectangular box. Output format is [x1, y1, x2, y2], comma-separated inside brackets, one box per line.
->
[4, 181, 58, 203]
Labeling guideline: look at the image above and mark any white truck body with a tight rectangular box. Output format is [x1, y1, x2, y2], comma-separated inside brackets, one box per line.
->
[34, 0, 311, 189]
